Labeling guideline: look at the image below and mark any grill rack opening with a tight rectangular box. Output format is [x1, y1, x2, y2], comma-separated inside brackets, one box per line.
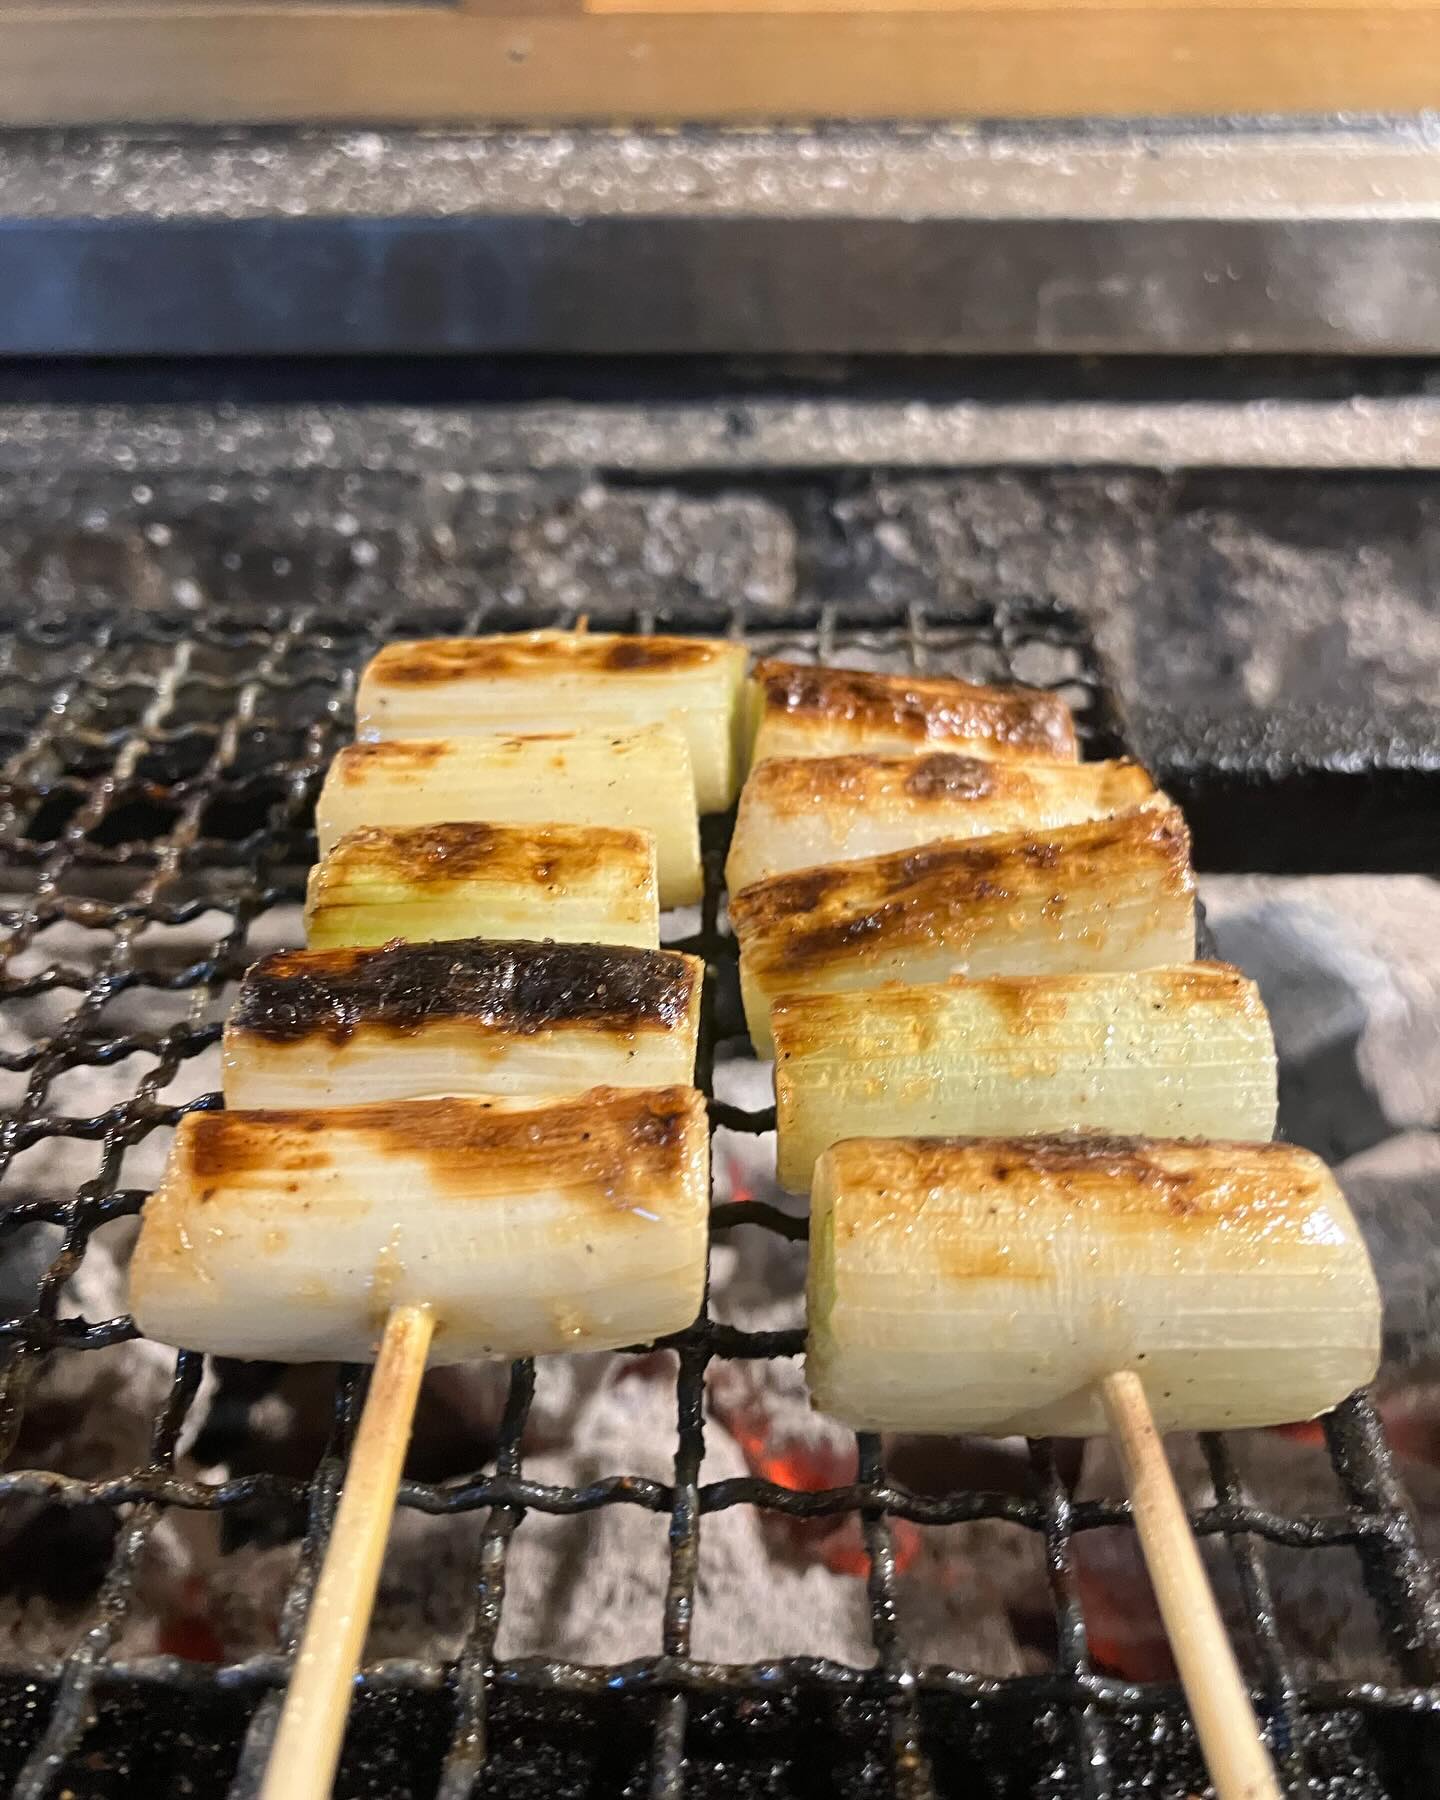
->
[0, 595, 1437, 1800]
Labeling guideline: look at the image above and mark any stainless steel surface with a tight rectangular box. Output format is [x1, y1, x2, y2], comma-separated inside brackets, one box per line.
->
[9, 396, 1440, 473]
[6, 123, 1440, 355]
[5, 123, 1440, 221]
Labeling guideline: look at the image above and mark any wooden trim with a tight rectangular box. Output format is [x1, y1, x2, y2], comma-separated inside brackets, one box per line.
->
[1, 8, 1439, 123]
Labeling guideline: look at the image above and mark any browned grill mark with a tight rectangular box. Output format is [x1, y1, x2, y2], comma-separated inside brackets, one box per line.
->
[733, 808, 1194, 975]
[158, 1088, 705, 1225]
[936, 1237, 1054, 1284]
[333, 739, 450, 782]
[775, 965, 1256, 1060]
[751, 658, 1077, 757]
[900, 753, 1001, 801]
[186, 1113, 343, 1185]
[829, 1135, 1325, 1238]
[742, 752, 1155, 818]
[367, 633, 727, 686]
[975, 978, 1073, 1036]
[387, 1088, 705, 1214]
[601, 638, 716, 672]
[231, 937, 700, 1044]
[1144, 961, 1258, 1008]
[315, 821, 652, 894]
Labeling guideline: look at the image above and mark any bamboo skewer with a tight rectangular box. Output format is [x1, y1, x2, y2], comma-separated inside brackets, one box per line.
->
[1099, 1371, 1283, 1800]
[260, 1303, 435, 1800]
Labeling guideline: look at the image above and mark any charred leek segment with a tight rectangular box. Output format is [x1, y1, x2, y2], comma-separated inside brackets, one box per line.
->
[314, 725, 703, 907]
[773, 965, 1277, 1192]
[732, 808, 1196, 1054]
[222, 936, 702, 1110]
[356, 632, 748, 813]
[305, 821, 660, 951]
[747, 659, 1078, 767]
[806, 1135, 1380, 1437]
[725, 751, 1160, 892]
[130, 1086, 710, 1365]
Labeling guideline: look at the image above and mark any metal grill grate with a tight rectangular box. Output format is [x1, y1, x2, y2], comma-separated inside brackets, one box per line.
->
[1, 595, 1438, 1800]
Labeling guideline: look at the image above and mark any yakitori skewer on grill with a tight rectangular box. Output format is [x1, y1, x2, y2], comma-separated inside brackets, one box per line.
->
[132, 1086, 709, 1368]
[133, 1070, 707, 1800]
[808, 1133, 1380, 1800]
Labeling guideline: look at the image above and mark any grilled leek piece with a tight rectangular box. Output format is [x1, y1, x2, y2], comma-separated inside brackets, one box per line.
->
[130, 1086, 709, 1364]
[314, 724, 702, 907]
[223, 936, 702, 1110]
[773, 965, 1277, 1192]
[807, 1135, 1380, 1437]
[748, 659, 1078, 766]
[726, 751, 1159, 892]
[357, 631, 748, 812]
[305, 821, 660, 951]
[732, 808, 1195, 1054]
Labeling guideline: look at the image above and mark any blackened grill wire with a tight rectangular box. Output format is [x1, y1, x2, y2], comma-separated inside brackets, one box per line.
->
[0, 601, 1432, 1800]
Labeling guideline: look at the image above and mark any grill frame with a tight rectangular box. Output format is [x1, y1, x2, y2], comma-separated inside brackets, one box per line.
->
[0, 594, 1437, 1800]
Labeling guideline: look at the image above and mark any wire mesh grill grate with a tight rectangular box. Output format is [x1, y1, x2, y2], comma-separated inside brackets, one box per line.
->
[0, 595, 1438, 1800]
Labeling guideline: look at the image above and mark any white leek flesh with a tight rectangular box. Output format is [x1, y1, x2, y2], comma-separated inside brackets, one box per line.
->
[747, 659, 1078, 766]
[732, 808, 1196, 1054]
[773, 964, 1277, 1192]
[807, 1134, 1380, 1437]
[130, 1087, 710, 1364]
[726, 751, 1160, 892]
[314, 724, 702, 907]
[223, 936, 702, 1110]
[356, 631, 748, 812]
[305, 821, 660, 951]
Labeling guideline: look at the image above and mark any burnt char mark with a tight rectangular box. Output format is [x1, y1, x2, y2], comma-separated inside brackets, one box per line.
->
[751, 659, 1075, 755]
[232, 937, 698, 1044]
[370, 633, 722, 686]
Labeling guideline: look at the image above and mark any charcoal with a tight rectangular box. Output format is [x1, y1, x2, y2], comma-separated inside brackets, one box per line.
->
[1341, 1132, 1440, 1382]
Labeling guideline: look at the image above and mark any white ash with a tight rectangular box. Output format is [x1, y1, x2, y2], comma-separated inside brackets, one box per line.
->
[0, 1224, 218, 1665]
[1078, 1421, 1440, 1683]
[1202, 874, 1440, 1160]
[1339, 1132, 1440, 1386]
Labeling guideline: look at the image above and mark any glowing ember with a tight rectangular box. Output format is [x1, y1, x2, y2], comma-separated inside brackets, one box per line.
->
[1268, 1420, 1327, 1448]
[1073, 1537, 1177, 1682]
[157, 1577, 226, 1664]
[720, 1404, 922, 1578]
[722, 1148, 758, 1208]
